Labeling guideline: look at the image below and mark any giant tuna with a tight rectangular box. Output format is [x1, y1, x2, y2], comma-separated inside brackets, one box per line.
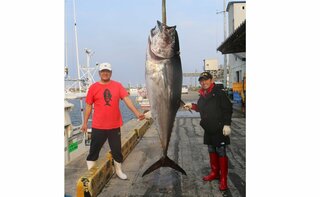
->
[142, 20, 186, 177]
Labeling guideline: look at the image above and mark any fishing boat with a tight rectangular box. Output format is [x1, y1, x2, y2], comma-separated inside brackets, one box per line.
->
[64, 99, 90, 165]
[64, 56, 95, 165]
[64, 0, 98, 165]
[129, 88, 139, 96]
[139, 98, 150, 110]
[135, 87, 150, 110]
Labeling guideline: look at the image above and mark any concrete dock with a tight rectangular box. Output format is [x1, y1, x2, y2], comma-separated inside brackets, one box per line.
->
[65, 91, 245, 197]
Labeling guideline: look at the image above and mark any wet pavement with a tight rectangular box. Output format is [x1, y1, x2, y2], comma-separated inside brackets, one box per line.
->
[98, 92, 246, 197]
[65, 119, 142, 197]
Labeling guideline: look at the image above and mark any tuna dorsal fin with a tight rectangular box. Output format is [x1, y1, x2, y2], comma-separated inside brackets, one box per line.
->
[142, 156, 187, 177]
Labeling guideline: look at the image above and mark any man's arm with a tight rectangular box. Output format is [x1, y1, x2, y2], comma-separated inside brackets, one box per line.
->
[220, 92, 233, 125]
[122, 96, 144, 120]
[81, 104, 92, 132]
[183, 103, 199, 112]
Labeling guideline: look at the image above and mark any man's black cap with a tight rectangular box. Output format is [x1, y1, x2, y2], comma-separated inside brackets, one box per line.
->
[198, 71, 213, 81]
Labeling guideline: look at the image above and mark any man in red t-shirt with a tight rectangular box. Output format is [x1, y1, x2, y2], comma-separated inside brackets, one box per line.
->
[81, 62, 144, 180]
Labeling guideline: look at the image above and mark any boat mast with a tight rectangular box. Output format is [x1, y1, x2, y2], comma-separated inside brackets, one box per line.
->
[72, 0, 82, 93]
[65, 0, 68, 79]
[72, 0, 84, 123]
[83, 48, 96, 90]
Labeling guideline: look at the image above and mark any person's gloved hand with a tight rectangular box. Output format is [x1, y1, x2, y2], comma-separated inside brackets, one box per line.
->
[183, 103, 192, 110]
[144, 111, 152, 119]
[223, 125, 231, 136]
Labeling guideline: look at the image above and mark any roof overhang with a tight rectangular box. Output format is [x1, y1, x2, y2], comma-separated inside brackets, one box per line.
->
[217, 20, 246, 54]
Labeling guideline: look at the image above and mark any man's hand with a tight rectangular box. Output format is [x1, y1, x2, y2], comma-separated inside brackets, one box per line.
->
[136, 112, 145, 121]
[183, 103, 193, 110]
[81, 123, 88, 133]
[223, 125, 231, 136]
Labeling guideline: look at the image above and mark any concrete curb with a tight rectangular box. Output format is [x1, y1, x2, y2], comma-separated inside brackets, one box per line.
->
[76, 119, 153, 197]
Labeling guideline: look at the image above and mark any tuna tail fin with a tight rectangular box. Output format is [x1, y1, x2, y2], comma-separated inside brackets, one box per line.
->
[142, 156, 187, 177]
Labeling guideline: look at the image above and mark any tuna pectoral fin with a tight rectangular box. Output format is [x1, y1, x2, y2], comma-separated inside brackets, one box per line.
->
[180, 100, 192, 113]
[142, 156, 187, 177]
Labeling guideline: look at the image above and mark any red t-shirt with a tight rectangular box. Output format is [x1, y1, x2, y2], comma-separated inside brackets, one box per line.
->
[86, 80, 129, 129]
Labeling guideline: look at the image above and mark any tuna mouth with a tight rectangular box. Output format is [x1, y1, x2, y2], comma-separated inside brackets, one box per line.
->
[149, 39, 175, 59]
[148, 38, 165, 60]
[149, 21, 178, 59]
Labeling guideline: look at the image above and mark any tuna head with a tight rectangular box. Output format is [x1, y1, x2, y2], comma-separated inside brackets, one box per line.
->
[149, 21, 179, 59]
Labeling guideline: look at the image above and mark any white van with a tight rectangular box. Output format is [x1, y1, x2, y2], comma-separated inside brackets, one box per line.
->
[215, 81, 224, 90]
[181, 85, 189, 94]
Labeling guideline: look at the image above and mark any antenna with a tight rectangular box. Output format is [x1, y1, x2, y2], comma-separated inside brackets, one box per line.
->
[85, 48, 95, 67]
[80, 48, 98, 91]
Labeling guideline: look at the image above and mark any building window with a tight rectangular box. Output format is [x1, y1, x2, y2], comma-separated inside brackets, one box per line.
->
[236, 71, 240, 82]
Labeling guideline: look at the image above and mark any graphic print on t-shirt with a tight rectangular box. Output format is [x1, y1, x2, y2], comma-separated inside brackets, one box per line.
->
[103, 88, 112, 106]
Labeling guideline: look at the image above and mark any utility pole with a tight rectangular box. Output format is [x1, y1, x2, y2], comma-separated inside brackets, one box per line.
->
[195, 69, 197, 87]
[223, 0, 228, 88]
[216, 0, 228, 88]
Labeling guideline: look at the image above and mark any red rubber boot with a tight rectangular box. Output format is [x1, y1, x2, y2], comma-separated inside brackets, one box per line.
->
[203, 152, 220, 181]
[219, 156, 228, 191]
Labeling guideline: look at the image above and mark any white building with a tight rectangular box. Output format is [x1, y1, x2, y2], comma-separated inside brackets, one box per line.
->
[204, 58, 219, 71]
[227, 1, 246, 35]
[217, 1, 246, 89]
[203, 58, 224, 82]
[226, 1, 246, 87]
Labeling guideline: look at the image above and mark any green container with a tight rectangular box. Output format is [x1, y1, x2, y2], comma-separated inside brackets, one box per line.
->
[68, 141, 78, 153]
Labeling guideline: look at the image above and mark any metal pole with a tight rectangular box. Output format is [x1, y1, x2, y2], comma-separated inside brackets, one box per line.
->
[65, 0, 68, 73]
[162, 0, 166, 25]
[86, 51, 90, 68]
[72, 0, 84, 123]
[72, 0, 81, 93]
[195, 69, 197, 87]
[223, 0, 227, 88]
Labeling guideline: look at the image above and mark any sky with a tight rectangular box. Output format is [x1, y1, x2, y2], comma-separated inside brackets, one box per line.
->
[65, 0, 227, 87]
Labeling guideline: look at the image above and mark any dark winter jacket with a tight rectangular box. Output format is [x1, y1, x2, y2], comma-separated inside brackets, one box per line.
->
[197, 84, 233, 146]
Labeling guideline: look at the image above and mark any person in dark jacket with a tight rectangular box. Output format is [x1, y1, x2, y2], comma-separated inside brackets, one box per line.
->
[184, 71, 233, 191]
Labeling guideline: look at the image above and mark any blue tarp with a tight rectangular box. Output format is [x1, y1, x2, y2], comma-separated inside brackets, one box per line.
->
[233, 92, 242, 103]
